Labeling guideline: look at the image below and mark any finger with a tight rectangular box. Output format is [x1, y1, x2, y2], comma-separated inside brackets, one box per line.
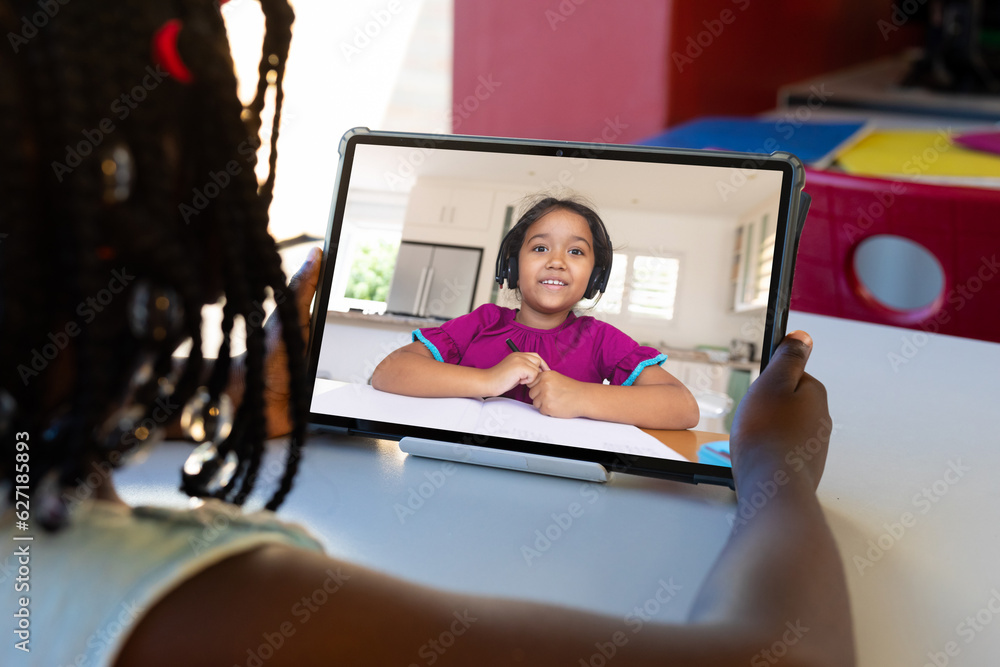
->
[523, 353, 548, 373]
[288, 246, 321, 303]
[285, 247, 321, 334]
[521, 366, 542, 386]
[287, 246, 321, 290]
[518, 355, 540, 372]
[517, 351, 546, 369]
[761, 330, 813, 392]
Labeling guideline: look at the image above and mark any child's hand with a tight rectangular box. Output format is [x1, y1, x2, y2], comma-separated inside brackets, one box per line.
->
[527, 370, 586, 418]
[257, 247, 321, 438]
[485, 352, 550, 396]
[729, 331, 831, 493]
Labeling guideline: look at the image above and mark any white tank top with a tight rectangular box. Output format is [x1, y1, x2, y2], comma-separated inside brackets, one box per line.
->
[0, 498, 324, 666]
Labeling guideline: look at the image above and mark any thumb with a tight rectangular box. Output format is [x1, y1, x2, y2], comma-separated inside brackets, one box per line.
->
[761, 330, 813, 392]
[288, 247, 321, 324]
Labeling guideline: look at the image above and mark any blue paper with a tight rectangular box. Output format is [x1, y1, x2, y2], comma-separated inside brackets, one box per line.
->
[641, 117, 866, 165]
[697, 440, 732, 468]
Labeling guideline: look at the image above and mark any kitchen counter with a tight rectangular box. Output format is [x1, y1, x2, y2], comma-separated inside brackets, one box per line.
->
[326, 309, 445, 329]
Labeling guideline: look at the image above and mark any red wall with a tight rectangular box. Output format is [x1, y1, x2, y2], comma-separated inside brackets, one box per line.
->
[453, 0, 922, 142]
[452, 0, 671, 144]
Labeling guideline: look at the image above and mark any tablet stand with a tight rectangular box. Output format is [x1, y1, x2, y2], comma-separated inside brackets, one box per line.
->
[399, 437, 609, 483]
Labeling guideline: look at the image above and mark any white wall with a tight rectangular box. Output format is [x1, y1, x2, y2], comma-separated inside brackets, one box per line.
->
[594, 208, 764, 350]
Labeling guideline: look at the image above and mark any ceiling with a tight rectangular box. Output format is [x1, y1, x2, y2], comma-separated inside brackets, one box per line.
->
[345, 140, 786, 218]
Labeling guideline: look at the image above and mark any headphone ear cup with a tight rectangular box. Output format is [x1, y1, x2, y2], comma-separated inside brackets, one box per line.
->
[506, 255, 519, 290]
[585, 266, 607, 300]
[494, 249, 506, 288]
[495, 228, 519, 290]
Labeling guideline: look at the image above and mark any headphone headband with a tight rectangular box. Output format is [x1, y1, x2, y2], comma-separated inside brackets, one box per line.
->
[494, 224, 610, 300]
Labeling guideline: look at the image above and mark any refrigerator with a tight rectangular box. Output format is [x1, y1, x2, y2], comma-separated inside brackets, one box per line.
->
[385, 242, 483, 319]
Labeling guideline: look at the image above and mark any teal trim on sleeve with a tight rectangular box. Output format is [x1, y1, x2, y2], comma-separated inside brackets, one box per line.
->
[412, 329, 444, 362]
[622, 353, 668, 386]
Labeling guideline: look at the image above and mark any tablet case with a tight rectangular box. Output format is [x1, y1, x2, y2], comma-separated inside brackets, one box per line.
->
[308, 128, 810, 487]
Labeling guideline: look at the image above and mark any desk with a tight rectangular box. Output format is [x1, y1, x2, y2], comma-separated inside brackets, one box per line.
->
[116, 311, 1000, 666]
[640, 428, 727, 463]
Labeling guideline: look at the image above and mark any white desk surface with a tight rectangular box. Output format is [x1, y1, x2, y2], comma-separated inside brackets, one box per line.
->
[116, 311, 1000, 666]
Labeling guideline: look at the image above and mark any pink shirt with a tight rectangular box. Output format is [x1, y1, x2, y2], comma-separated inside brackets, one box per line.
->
[413, 304, 667, 404]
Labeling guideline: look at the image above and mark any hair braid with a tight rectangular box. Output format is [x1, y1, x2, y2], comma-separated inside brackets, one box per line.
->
[0, 4, 51, 478]
[255, 0, 294, 207]
[171, 0, 271, 507]
[214, 188, 265, 506]
[1, 0, 305, 519]
[239, 0, 303, 510]
[263, 261, 307, 511]
[47, 4, 117, 491]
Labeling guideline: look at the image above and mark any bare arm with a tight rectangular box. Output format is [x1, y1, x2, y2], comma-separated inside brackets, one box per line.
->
[687, 331, 854, 666]
[119, 332, 853, 667]
[118, 542, 828, 667]
[371, 341, 549, 399]
[527, 364, 700, 429]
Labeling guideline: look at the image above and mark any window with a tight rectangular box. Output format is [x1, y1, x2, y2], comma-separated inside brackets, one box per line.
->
[754, 220, 775, 305]
[629, 255, 680, 319]
[341, 230, 401, 311]
[732, 213, 776, 311]
[584, 251, 681, 321]
[328, 193, 407, 314]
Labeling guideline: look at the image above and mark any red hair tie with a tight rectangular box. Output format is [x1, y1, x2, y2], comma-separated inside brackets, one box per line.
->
[152, 19, 193, 84]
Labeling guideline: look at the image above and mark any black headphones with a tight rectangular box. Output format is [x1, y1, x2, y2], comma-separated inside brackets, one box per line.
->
[494, 226, 610, 300]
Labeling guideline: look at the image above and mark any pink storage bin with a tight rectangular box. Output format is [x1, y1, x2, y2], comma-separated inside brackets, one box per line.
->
[791, 169, 1000, 344]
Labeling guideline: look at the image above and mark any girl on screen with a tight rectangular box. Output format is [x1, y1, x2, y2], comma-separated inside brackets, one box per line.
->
[371, 196, 700, 430]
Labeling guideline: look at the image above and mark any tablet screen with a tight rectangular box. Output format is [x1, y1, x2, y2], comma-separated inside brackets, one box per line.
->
[307, 131, 800, 482]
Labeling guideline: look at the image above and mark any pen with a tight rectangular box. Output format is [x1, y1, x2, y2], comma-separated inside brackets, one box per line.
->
[507, 338, 550, 372]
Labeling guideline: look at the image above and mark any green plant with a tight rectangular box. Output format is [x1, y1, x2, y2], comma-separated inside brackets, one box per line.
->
[345, 237, 398, 302]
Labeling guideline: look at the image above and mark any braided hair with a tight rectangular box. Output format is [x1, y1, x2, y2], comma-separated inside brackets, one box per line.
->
[0, 0, 306, 522]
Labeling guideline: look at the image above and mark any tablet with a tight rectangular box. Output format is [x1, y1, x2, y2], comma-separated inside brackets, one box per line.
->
[306, 128, 809, 488]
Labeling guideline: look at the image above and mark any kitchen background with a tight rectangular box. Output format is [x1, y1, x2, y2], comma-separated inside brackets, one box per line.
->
[314, 142, 785, 432]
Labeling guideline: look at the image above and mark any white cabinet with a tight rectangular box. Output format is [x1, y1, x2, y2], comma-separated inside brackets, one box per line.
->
[405, 184, 494, 231]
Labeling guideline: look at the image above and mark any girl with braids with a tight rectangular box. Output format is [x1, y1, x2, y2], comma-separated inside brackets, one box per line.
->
[0, 1, 854, 665]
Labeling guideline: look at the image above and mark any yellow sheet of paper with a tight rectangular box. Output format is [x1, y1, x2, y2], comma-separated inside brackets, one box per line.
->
[836, 131, 1000, 178]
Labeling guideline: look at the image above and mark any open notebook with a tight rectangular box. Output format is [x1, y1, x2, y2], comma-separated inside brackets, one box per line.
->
[312, 379, 685, 462]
